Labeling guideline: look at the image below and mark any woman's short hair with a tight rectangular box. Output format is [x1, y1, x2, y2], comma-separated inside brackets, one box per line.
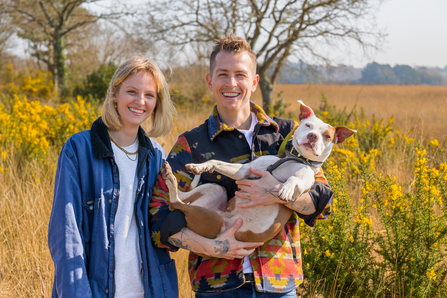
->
[102, 56, 176, 137]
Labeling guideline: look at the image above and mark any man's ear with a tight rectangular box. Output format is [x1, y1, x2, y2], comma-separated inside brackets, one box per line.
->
[251, 74, 260, 92]
[206, 74, 213, 91]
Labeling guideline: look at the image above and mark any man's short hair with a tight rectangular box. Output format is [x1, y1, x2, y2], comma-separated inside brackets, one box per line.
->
[209, 34, 257, 75]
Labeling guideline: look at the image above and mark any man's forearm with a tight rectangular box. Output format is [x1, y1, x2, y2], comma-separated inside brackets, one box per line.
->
[282, 192, 316, 215]
[167, 227, 230, 257]
[167, 222, 262, 259]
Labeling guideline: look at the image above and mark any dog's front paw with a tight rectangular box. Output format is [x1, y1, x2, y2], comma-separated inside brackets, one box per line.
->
[278, 185, 295, 202]
[185, 163, 213, 175]
[278, 178, 303, 202]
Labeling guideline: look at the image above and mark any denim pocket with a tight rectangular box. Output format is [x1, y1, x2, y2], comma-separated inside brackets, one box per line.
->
[82, 196, 101, 243]
[159, 259, 178, 298]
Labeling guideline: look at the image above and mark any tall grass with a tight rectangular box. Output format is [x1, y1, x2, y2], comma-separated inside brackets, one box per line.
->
[1, 85, 447, 297]
[0, 153, 55, 296]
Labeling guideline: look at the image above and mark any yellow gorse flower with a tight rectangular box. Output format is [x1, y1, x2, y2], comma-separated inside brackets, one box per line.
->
[0, 95, 98, 164]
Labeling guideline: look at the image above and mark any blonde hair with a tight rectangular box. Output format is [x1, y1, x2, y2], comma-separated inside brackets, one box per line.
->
[102, 56, 176, 137]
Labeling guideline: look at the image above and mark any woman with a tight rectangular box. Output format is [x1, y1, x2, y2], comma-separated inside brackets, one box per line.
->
[48, 56, 178, 297]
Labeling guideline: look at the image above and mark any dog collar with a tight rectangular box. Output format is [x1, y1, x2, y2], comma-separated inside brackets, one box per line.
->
[285, 139, 324, 168]
[266, 140, 324, 175]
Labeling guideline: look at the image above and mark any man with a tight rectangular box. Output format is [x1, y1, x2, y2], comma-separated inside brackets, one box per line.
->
[149, 35, 333, 297]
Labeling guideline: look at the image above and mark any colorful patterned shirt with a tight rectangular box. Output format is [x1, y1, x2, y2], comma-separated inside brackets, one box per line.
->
[149, 102, 333, 293]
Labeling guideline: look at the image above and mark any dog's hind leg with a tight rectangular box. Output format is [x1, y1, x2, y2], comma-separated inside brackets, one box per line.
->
[161, 162, 225, 239]
[186, 160, 251, 180]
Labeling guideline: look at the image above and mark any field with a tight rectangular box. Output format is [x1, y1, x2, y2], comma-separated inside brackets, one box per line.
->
[1, 84, 447, 297]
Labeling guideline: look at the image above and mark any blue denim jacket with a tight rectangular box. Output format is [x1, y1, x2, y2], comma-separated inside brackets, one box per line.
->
[48, 117, 178, 298]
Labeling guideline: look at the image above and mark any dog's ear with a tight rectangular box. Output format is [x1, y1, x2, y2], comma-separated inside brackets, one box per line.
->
[298, 100, 314, 121]
[335, 127, 357, 144]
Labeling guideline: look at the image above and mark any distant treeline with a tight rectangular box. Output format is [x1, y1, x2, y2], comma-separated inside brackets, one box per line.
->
[278, 62, 447, 86]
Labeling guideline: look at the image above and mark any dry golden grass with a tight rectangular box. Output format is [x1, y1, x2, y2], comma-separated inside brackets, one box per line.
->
[0, 155, 55, 297]
[1, 84, 446, 297]
[252, 84, 447, 141]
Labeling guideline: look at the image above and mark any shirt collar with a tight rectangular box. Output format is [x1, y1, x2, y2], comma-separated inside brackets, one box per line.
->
[207, 101, 279, 141]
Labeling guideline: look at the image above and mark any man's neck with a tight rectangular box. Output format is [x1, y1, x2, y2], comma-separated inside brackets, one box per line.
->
[217, 106, 252, 130]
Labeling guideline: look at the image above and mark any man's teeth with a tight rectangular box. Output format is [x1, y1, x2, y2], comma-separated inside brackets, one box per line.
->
[129, 107, 144, 114]
[223, 93, 239, 97]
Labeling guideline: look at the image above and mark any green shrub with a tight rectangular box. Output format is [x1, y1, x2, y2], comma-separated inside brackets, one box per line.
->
[74, 62, 117, 102]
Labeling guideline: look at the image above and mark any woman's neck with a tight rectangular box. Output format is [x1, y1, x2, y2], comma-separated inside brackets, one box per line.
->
[108, 126, 139, 147]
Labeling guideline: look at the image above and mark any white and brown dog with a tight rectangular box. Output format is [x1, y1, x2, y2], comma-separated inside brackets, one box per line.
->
[162, 101, 355, 243]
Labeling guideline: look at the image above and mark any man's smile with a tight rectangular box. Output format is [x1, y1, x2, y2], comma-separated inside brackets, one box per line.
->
[222, 92, 241, 98]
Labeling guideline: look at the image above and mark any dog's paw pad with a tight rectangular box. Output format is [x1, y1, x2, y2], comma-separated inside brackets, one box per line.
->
[186, 163, 206, 175]
[161, 162, 172, 179]
[162, 164, 177, 188]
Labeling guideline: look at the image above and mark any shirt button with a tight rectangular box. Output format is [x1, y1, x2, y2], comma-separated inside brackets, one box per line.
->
[109, 199, 112, 203]
[105, 289, 109, 293]
[216, 175, 221, 180]
[239, 135, 243, 139]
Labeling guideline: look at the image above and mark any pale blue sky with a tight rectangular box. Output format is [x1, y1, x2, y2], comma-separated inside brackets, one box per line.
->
[82, 0, 447, 68]
[370, 0, 447, 68]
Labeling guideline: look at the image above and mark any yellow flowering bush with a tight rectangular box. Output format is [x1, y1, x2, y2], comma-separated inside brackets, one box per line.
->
[0, 64, 55, 99]
[0, 95, 98, 166]
[361, 144, 447, 297]
[300, 159, 376, 296]
[301, 95, 447, 297]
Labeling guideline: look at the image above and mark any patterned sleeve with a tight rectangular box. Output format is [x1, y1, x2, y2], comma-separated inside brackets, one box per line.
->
[149, 135, 196, 251]
[297, 169, 333, 227]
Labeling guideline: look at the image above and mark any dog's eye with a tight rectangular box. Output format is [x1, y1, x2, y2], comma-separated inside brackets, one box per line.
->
[305, 124, 311, 128]
[325, 135, 331, 139]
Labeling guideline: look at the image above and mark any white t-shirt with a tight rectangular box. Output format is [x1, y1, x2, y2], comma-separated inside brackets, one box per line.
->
[237, 113, 258, 274]
[111, 138, 143, 298]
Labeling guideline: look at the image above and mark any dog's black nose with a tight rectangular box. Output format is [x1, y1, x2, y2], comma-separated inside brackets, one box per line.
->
[307, 133, 318, 142]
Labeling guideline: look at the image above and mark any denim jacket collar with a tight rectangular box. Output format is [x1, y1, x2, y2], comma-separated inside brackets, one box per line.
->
[207, 101, 279, 141]
[90, 117, 154, 160]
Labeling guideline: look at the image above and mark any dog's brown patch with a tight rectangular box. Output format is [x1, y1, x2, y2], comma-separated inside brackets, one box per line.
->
[276, 152, 286, 158]
[323, 126, 337, 144]
[234, 205, 293, 243]
[182, 191, 204, 204]
[224, 198, 237, 213]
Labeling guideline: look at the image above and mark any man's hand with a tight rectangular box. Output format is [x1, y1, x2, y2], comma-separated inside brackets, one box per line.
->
[167, 218, 263, 260]
[235, 167, 283, 208]
[235, 167, 316, 215]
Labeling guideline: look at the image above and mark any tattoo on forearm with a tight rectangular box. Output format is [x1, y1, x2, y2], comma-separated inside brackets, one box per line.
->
[292, 202, 313, 212]
[286, 200, 315, 214]
[212, 239, 230, 256]
[168, 237, 190, 250]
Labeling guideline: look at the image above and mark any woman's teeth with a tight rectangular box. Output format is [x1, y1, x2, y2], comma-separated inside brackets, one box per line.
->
[129, 107, 144, 114]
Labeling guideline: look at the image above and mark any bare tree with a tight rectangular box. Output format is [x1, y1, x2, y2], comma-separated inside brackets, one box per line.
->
[0, 0, 14, 56]
[7, 0, 128, 96]
[140, 0, 384, 113]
